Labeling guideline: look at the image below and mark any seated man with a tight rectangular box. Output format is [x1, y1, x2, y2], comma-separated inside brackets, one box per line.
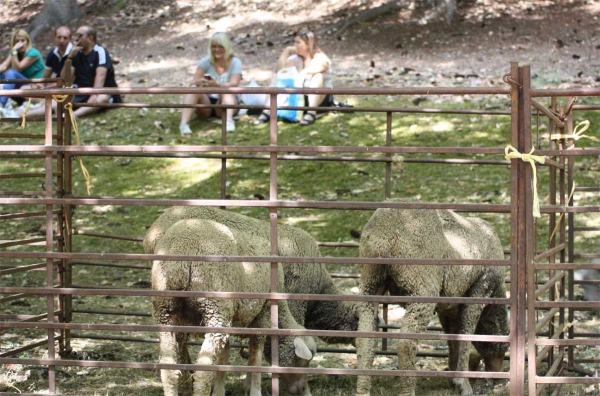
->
[20, 25, 122, 119]
[39, 25, 73, 88]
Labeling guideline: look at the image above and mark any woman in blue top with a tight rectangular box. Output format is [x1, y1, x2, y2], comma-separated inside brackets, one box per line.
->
[0, 30, 45, 111]
[179, 32, 242, 135]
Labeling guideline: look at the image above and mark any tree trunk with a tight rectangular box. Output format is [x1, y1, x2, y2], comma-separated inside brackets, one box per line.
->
[28, 0, 83, 41]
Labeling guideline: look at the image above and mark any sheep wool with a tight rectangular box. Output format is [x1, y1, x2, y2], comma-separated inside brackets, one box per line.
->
[145, 207, 318, 396]
[145, 206, 360, 345]
[355, 201, 509, 396]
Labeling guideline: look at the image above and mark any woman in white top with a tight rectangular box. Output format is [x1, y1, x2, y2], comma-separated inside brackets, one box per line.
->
[179, 32, 242, 135]
[254, 30, 332, 126]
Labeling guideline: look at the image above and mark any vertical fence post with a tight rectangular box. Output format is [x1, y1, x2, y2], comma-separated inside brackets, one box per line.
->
[44, 93, 56, 394]
[566, 111, 575, 372]
[63, 60, 73, 356]
[268, 93, 280, 396]
[520, 64, 540, 396]
[508, 61, 526, 396]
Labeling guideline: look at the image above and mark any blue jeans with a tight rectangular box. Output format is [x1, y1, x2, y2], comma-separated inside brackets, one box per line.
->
[0, 69, 27, 107]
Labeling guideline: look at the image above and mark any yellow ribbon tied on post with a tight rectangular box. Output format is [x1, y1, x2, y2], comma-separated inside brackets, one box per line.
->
[53, 95, 92, 195]
[505, 145, 546, 218]
[550, 120, 598, 148]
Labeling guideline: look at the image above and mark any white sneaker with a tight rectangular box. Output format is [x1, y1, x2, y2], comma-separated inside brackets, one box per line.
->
[226, 119, 235, 132]
[179, 122, 192, 136]
[0, 106, 19, 119]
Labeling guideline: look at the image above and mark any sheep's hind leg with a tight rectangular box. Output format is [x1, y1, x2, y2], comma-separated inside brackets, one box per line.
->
[193, 312, 231, 396]
[396, 302, 436, 396]
[157, 331, 193, 396]
[245, 334, 266, 396]
[355, 300, 379, 396]
[213, 341, 230, 396]
[452, 289, 492, 395]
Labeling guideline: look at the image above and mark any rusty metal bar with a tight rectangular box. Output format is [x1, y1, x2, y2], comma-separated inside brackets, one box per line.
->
[0, 262, 52, 276]
[0, 357, 512, 379]
[70, 260, 150, 270]
[534, 272, 565, 299]
[537, 350, 565, 396]
[534, 307, 560, 334]
[0, 210, 60, 220]
[3, 85, 511, 96]
[71, 229, 143, 242]
[0, 251, 510, 266]
[0, 286, 509, 305]
[0, 237, 52, 248]
[531, 99, 564, 129]
[0, 321, 510, 343]
[533, 244, 566, 263]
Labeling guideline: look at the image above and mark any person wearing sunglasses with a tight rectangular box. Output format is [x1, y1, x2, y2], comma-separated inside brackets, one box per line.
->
[254, 29, 332, 126]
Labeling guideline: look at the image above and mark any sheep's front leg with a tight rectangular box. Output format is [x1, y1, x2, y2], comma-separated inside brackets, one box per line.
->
[396, 302, 435, 396]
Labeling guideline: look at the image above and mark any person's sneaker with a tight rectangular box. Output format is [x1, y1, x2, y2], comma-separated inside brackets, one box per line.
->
[0, 106, 19, 119]
[179, 122, 192, 136]
[226, 119, 235, 132]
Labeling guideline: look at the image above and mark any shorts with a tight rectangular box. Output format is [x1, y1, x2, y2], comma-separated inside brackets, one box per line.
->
[73, 94, 123, 104]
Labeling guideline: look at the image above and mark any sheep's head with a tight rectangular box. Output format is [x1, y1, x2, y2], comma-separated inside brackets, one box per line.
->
[279, 336, 316, 396]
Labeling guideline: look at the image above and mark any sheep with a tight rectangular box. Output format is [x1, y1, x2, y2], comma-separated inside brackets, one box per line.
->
[574, 259, 600, 301]
[145, 209, 318, 396]
[144, 206, 361, 345]
[355, 203, 509, 396]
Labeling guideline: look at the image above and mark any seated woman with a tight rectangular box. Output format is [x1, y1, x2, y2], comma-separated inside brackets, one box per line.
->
[179, 32, 242, 135]
[255, 29, 332, 126]
[0, 30, 45, 116]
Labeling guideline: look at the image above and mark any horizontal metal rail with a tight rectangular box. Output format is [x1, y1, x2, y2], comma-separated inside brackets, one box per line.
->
[0, 251, 510, 267]
[0, 357, 511, 379]
[0, 286, 510, 306]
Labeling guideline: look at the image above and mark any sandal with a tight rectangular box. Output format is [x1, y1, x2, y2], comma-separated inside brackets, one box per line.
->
[253, 111, 270, 125]
[300, 112, 316, 126]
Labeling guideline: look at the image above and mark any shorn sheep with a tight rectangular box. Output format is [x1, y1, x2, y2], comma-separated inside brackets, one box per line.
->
[355, 204, 509, 396]
[144, 206, 361, 340]
[144, 207, 319, 396]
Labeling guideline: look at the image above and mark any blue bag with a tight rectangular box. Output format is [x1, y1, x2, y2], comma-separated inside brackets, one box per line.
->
[275, 67, 300, 122]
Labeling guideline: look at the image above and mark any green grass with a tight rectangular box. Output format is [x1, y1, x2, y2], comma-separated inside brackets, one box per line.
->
[1, 93, 598, 395]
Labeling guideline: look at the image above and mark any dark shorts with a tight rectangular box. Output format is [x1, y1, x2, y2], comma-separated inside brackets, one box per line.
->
[302, 94, 335, 113]
[73, 94, 123, 104]
[195, 96, 221, 118]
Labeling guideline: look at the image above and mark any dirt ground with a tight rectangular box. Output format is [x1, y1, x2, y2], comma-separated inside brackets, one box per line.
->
[2, 0, 600, 90]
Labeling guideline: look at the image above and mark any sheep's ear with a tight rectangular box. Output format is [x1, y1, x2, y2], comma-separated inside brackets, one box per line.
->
[293, 337, 313, 361]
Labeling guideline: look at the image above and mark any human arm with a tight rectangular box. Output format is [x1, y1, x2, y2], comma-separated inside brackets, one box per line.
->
[60, 46, 82, 84]
[0, 55, 10, 73]
[275, 46, 297, 72]
[302, 53, 330, 75]
[189, 67, 207, 87]
[9, 43, 37, 72]
[87, 66, 108, 103]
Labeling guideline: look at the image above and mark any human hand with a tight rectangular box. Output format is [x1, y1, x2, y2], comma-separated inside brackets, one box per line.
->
[284, 46, 296, 54]
[88, 94, 98, 104]
[13, 42, 24, 51]
[68, 46, 82, 59]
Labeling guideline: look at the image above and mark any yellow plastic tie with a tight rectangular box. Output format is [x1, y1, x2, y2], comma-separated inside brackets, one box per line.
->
[20, 98, 32, 129]
[505, 145, 546, 218]
[550, 120, 598, 149]
[53, 95, 92, 195]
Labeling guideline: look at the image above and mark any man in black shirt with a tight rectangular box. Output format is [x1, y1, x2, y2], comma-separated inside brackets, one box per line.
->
[62, 25, 122, 117]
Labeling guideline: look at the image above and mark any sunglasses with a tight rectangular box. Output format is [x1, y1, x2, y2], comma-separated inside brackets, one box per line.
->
[74, 33, 85, 39]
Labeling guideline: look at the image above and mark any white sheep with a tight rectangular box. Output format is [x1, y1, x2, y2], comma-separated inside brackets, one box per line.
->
[144, 206, 361, 344]
[355, 203, 508, 396]
[145, 209, 317, 396]
[575, 259, 600, 301]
